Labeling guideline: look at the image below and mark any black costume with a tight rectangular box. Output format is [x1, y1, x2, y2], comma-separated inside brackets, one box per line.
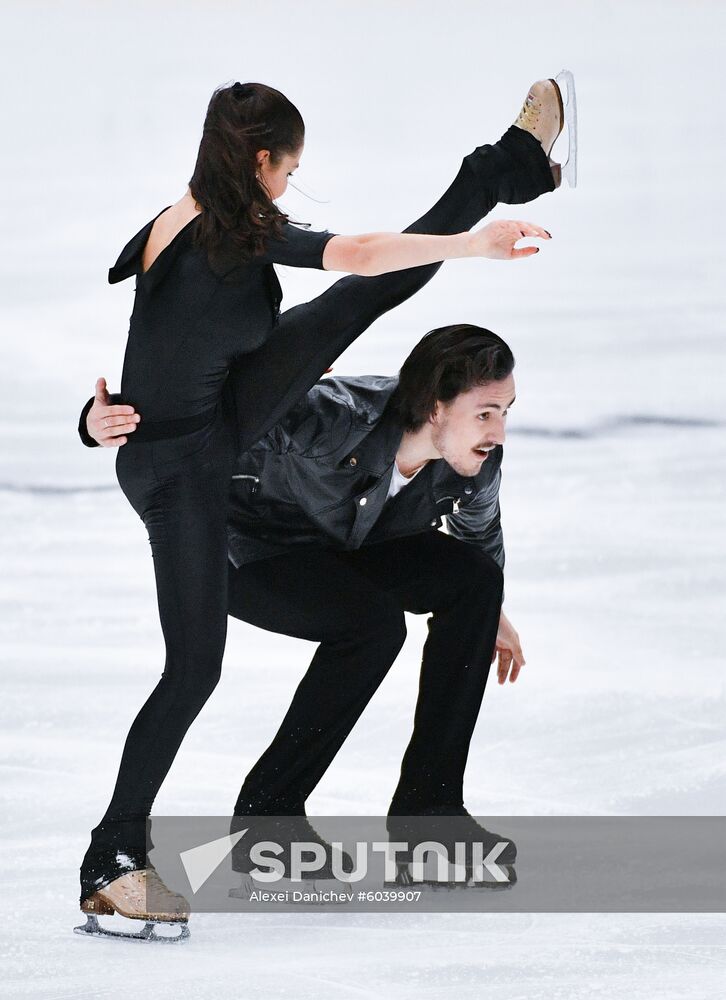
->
[221, 368, 505, 815]
[79, 126, 554, 902]
[222, 370, 508, 817]
[225, 375, 504, 569]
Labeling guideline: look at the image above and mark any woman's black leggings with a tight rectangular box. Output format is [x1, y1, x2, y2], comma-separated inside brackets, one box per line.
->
[80, 126, 553, 901]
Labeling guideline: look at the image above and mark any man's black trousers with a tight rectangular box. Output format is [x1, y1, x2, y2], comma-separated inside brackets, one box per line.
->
[229, 531, 504, 816]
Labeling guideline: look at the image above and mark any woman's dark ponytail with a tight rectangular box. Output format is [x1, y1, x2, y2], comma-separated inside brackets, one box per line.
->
[189, 82, 305, 265]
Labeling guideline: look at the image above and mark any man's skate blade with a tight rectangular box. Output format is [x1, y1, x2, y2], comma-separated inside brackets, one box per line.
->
[230, 873, 350, 904]
[73, 913, 190, 943]
[554, 69, 577, 187]
[386, 862, 517, 892]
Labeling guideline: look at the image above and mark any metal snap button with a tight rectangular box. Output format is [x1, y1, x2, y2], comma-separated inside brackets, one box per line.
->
[349, 456, 358, 467]
[464, 486, 473, 495]
[359, 497, 367, 506]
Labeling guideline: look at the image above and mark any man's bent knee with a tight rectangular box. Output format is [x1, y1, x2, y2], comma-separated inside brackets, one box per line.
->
[350, 605, 407, 662]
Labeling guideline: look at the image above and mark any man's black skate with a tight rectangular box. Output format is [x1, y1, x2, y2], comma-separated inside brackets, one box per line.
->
[229, 814, 354, 901]
[386, 808, 516, 890]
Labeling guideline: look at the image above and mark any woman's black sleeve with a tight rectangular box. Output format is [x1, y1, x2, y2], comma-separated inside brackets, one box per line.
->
[260, 222, 337, 269]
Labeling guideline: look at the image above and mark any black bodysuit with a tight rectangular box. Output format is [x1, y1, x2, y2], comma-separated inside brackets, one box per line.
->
[80, 125, 554, 903]
[111, 215, 335, 422]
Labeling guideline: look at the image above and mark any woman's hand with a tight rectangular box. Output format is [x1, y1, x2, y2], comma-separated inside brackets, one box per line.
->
[86, 377, 140, 447]
[467, 220, 551, 260]
[492, 609, 526, 684]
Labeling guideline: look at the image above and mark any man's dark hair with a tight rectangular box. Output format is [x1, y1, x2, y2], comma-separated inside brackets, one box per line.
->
[394, 324, 515, 431]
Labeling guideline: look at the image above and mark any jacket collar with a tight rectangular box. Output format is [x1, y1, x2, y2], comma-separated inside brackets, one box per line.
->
[341, 390, 404, 476]
[350, 413, 404, 475]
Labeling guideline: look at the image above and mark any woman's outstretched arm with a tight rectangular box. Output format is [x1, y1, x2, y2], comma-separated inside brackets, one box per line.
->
[323, 219, 549, 275]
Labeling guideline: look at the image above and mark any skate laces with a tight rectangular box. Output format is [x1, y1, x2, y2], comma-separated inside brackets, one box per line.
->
[515, 94, 540, 130]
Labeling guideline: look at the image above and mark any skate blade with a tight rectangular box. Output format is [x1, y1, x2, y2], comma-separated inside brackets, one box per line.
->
[386, 863, 517, 891]
[554, 69, 577, 187]
[73, 913, 190, 943]
[229, 873, 350, 904]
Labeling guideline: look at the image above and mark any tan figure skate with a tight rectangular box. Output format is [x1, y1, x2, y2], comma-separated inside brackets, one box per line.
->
[514, 70, 577, 188]
[74, 867, 191, 943]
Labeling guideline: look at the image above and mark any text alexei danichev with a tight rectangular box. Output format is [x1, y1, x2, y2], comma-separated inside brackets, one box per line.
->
[248, 889, 354, 903]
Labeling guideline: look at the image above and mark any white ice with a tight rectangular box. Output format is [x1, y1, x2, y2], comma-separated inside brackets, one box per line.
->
[1, 1, 725, 997]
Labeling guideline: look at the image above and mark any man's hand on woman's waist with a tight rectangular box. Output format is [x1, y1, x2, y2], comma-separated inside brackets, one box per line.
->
[86, 377, 140, 447]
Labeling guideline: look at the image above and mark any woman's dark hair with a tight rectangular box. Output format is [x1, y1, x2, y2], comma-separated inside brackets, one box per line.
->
[189, 81, 305, 264]
[394, 324, 515, 431]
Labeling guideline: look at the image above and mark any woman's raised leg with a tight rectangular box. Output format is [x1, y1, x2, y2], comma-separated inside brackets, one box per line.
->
[230, 125, 555, 452]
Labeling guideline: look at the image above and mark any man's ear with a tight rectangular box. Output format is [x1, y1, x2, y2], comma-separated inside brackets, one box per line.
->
[429, 401, 442, 425]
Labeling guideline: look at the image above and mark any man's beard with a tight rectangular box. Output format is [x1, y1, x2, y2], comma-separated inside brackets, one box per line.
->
[433, 426, 496, 476]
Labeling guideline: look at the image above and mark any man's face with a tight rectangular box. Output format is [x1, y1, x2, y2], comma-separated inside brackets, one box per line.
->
[430, 373, 516, 477]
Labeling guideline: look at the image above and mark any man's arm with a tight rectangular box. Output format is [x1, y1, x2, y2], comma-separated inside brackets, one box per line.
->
[493, 610, 525, 685]
[78, 378, 139, 447]
[79, 373, 351, 457]
[446, 458, 526, 684]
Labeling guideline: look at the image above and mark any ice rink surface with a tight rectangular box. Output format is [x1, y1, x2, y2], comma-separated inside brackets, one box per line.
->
[1, 1, 725, 996]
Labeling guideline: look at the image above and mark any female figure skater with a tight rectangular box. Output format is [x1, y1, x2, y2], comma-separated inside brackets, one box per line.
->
[76, 75, 574, 939]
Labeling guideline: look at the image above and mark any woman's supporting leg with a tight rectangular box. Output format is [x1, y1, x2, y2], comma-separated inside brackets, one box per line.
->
[231, 126, 555, 453]
[80, 432, 234, 901]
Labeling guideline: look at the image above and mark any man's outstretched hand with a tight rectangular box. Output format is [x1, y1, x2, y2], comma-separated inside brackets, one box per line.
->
[86, 377, 140, 447]
[492, 609, 526, 684]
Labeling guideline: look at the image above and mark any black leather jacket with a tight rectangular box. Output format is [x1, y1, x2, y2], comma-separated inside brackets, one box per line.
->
[79, 375, 505, 569]
[225, 375, 505, 570]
